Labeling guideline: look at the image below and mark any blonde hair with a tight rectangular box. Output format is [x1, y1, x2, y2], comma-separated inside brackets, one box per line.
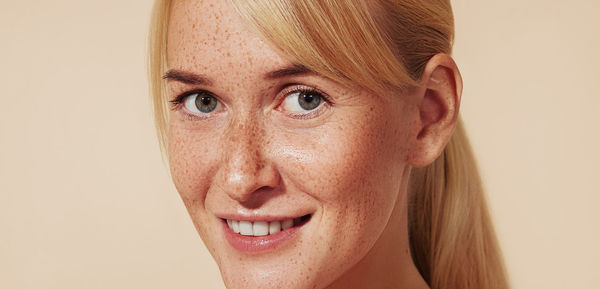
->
[148, 1, 509, 288]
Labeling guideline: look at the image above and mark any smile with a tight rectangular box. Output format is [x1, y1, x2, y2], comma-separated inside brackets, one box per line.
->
[225, 215, 311, 237]
[221, 214, 312, 252]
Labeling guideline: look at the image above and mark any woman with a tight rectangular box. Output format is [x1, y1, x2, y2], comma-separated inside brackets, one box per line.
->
[148, 0, 509, 288]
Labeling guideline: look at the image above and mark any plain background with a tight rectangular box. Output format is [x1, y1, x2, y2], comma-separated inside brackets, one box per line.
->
[1, 0, 599, 288]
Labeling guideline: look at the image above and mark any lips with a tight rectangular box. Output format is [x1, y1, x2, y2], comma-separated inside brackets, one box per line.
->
[221, 214, 312, 252]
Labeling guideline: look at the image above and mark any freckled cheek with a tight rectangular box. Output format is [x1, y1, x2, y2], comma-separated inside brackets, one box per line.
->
[278, 118, 403, 269]
[168, 127, 219, 203]
[308, 120, 403, 204]
[305, 118, 407, 262]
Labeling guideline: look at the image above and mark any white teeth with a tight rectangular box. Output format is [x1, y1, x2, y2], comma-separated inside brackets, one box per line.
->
[269, 221, 281, 234]
[253, 221, 269, 236]
[282, 219, 293, 230]
[239, 221, 253, 236]
[226, 217, 307, 236]
[232, 220, 240, 233]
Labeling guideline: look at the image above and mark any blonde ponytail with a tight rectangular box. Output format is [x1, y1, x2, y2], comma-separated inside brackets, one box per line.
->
[410, 120, 509, 288]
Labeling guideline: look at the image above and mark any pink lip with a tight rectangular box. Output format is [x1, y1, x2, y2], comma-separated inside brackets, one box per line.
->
[221, 217, 309, 253]
[216, 213, 307, 222]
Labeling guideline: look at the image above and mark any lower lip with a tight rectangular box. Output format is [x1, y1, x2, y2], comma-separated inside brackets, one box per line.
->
[222, 220, 306, 253]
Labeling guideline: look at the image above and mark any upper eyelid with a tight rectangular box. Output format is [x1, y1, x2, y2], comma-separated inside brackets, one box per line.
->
[170, 89, 219, 105]
[279, 84, 333, 104]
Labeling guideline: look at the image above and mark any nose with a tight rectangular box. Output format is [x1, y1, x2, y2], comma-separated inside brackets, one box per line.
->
[216, 116, 281, 205]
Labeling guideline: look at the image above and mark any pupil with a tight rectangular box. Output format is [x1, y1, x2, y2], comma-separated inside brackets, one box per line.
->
[194, 93, 218, 113]
[297, 92, 321, 110]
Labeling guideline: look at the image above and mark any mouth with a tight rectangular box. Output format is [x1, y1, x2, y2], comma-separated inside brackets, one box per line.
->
[220, 214, 312, 252]
[223, 214, 311, 237]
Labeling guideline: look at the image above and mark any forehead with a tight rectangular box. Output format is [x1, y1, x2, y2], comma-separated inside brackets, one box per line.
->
[167, 0, 290, 74]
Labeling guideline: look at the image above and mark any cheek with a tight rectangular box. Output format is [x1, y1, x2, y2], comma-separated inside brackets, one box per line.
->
[275, 102, 412, 252]
[300, 108, 409, 206]
[168, 124, 229, 260]
[167, 123, 219, 211]
[313, 108, 411, 271]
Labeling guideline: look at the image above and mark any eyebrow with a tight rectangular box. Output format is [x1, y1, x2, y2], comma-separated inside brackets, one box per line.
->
[163, 64, 314, 85]
[264, 64, 313, 79]
[163, 69, 213, 85]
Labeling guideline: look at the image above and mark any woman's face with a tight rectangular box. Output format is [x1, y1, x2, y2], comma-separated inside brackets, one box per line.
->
[166, 0, 418, 288]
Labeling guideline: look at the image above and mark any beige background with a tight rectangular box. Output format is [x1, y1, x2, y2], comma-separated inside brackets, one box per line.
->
[1, 0, 598, 288]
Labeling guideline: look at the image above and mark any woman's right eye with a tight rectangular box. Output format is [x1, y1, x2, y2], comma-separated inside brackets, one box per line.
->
[174, 91, 222, 116]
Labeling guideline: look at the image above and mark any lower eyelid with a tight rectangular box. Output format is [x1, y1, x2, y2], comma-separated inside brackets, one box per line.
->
[173, 102, 224, 121]
[284, 103, 330, 120]
[281, 83, 331, 99]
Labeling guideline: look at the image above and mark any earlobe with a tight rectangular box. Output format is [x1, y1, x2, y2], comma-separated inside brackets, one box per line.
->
[409, 54, 462, 167]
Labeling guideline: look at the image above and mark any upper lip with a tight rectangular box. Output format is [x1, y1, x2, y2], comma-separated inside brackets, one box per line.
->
[215, 213, 312, 222]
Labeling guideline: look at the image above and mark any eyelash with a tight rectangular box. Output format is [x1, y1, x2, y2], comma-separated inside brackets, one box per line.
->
[168, 85, 333, 120]
[169, 89, 205, 109]
[278, 84, 332, 119]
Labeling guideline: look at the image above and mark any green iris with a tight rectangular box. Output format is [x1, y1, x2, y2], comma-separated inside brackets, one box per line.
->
[194, 93, 218, 113]
[297, 91, 321, 110]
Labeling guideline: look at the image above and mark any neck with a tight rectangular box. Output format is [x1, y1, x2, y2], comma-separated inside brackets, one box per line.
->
[325, 177, 430, 289]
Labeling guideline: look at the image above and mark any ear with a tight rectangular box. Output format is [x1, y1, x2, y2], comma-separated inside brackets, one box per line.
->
[408, 53, 463, 167]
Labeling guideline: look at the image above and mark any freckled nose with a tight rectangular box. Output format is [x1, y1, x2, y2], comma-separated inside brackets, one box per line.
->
[218, 117, 280, 204]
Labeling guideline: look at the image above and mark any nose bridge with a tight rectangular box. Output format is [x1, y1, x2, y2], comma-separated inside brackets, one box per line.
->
[227, 115, 263, 177]
[219, 113, 276, 203]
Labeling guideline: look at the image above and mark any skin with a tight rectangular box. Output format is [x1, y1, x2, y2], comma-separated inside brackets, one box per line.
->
[165, 0, 462, 288]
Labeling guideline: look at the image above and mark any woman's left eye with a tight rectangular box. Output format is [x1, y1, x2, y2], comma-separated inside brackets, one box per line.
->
[280, 89, 326, 115]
